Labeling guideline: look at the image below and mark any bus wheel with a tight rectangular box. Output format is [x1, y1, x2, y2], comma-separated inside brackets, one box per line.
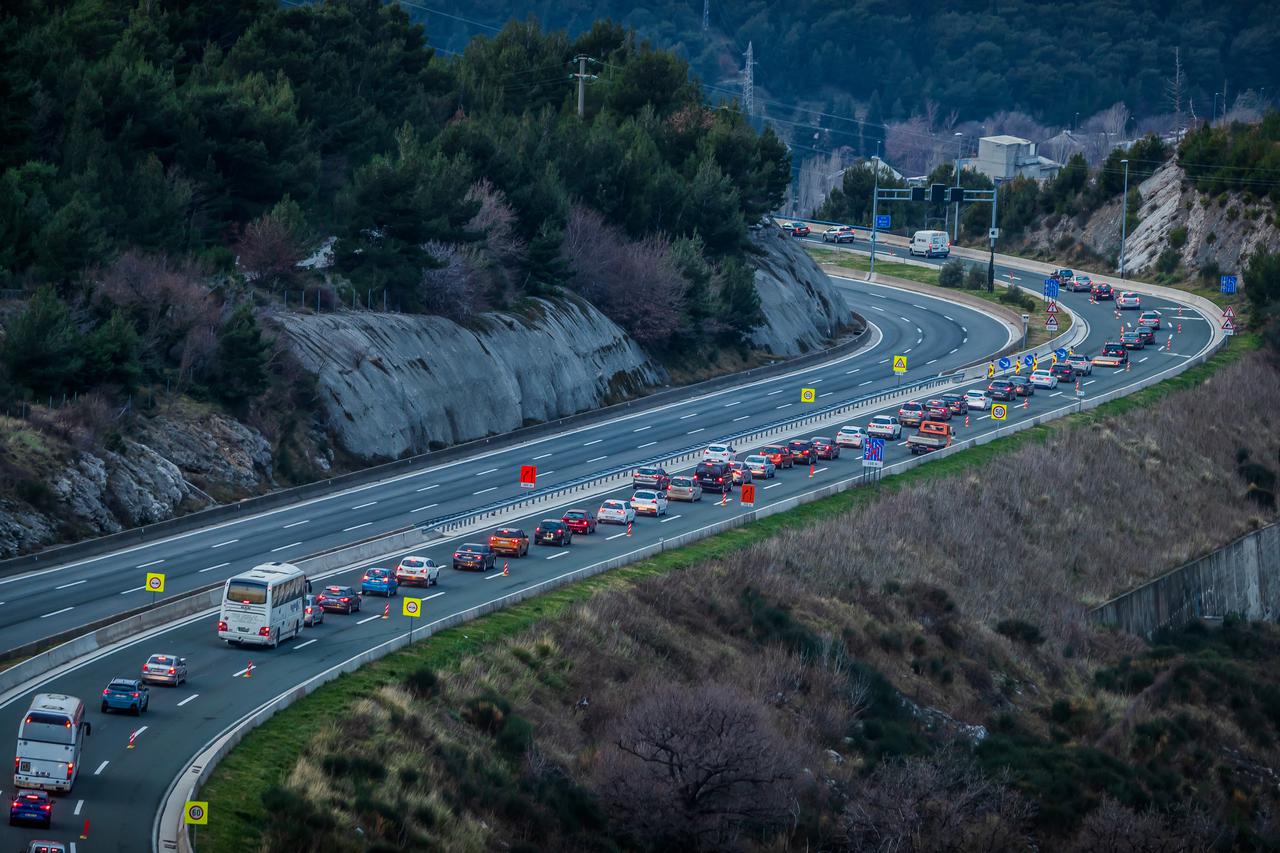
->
[269, 629, 279, 649]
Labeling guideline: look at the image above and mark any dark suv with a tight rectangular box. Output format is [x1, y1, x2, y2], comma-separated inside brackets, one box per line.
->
[694, 461, 731, 490]
[809, 436, 840, 459]
[316, 585, 361, 614]
[534, 519, 573, 546]
[631, 466, 670, 490]
[1009, 375, 1035, 396]
[987, 379, 1016, 401]
[452, 543, 497, 572]
[786, 439, 816, 463]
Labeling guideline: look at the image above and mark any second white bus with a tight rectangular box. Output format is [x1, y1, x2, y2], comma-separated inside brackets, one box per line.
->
[15, 693, 90, 793]
[217, 562, 309, 648]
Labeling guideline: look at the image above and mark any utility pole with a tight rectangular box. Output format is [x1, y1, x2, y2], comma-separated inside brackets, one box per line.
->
[869, 154, 880, 278]
[987, 178, 1000, 293]
[1119, 158, 1130, 279]
[742, 42, 755, 118]
[702, 0, 709, 32]
[571, 55, 598, 119]
[953, 131, 963, 243]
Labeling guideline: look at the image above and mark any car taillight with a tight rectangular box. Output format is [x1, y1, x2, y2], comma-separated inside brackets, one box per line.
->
[717, 477, 723, 483]
[218, 620, 228, 632]
[340, 597, 349, 602]
[168, 667, 175, 674]
[362, 575, 369, 581]
[132, 692, 139, 698]
[42, 804, 50, 810]
[66, 761, 73, 777]
[103, 689, 110, 696]
[259, 627, 271, 636]
[306, 606, 313, 614]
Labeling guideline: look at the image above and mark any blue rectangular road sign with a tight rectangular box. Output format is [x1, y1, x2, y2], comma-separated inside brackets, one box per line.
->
[1042, 279, 1060, 300]
[1221, 275, 1237, 294]
[863, 437, 885, 468]
[875, 214, 891, 229]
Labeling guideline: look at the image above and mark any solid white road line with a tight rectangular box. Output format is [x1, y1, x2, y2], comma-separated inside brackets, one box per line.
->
[410, 504, 439, 513]
[210, 539, 238, 549]
[94, 761, 109, 776]
[200, 563, 229, 573]
[39, 607, 74, 619]
[351, 501, 377, 510]
[632, 425, 651, 432]
[120, 586, 145, 594]
[679, 412, 699, 419]
[415, 484, 439, 492]
[283, 519, 309, 529]
[474, 486, 498, 495]
[1084, 379, 1097, 385]
[583, 438, 603, 446]
[820, 392, 834, 398]
[766, 388, 784, 396]
[232, 666, 251, 677]
[903, 347, 912, 354]
[546, 552, 569, 560]
[136, 559, 164, 569]
[763, 483, 781, 490]
[475, 468, 498, 476]
[687, 428, 705, 435]
[75, 799, 84, 815]
[776, 403, 792, 410]
[357, 614, 383, 624]
[660, 514, 682, 523]
[541, 470, 555, 476]
[723, 400, 742, 407]
[606, 531, 629, 540]
[587, 455, 608, 463]
[423, 592, 446, 601]
[1139, 356, 1149, 363]
[484, 571, 507, 580]
[55, 580, 86, 590]
[293, 640, 317, 651]
[343, 522, 372, 532]
[637, 441, 657, 449]
[733, 415, 750, 421]
[877, 359, 889, 364]
[1050, 391, 1063, 397]
[270, 541, 302, 553]
[533, 452, 553, 460]
[177, 694, 200, 706]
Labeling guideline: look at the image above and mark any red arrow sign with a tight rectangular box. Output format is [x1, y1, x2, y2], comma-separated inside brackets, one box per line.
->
[519, 465, 537, 488]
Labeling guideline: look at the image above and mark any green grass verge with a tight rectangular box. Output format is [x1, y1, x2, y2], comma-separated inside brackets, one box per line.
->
[199, 333, 1256, 853]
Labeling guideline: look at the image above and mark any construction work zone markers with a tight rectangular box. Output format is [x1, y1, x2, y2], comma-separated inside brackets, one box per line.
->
[626, 520, 633, 537]
[502, 561, 509, 577]
[245, 660, 253, 678]
[382, 603, 389, 620]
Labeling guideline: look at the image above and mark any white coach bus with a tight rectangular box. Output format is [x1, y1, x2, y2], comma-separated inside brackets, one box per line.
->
[14, 693, 90, 793]
[217, 562, 309, 648]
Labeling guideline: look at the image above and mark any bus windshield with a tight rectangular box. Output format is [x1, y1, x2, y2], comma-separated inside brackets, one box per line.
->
[226, 581, 267, 605]
[21, 713, 75, 745]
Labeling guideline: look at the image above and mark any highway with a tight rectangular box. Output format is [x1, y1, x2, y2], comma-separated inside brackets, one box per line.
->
[0, 256, 1216, 852]
[0, 283, 1009, 648]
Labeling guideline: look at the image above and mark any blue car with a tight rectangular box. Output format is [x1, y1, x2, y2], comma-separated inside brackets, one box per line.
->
[9, 789, 52, 827]
[360, 568, 398, 597]
[101, 678, 149, 715]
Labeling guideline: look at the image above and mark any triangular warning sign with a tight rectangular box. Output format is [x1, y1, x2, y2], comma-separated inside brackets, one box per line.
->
[1045, 315, 1059, 330]
[1222, 318, 1235, 331]
[1223, 305, 1235, 319]
[1046, 300, 1058, 314]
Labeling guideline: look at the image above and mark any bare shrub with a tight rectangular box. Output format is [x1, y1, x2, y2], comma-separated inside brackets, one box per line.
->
[841, 749, 1034, 852]
[593, 680, 801, 849]
[562, 205, 688, 346]
[417, 240, 487, 322]
[1066, 796, 1229, 853]
[235, 209, 305, 289]
[93, 252, 220, 368]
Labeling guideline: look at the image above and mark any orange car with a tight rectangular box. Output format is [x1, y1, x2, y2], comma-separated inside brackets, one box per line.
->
[488, 528, 529, 557]
[760, 444, 795, 469]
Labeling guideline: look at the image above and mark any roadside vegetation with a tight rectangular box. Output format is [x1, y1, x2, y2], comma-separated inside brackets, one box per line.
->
[202, 331, 1279, 850]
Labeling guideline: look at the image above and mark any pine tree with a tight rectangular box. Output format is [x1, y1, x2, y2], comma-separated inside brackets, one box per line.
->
[0, 284, 84, 397]
[214, 304, 270, 405]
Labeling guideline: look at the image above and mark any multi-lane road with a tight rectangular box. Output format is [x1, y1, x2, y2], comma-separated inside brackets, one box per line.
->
[0, 247, 1216, 852]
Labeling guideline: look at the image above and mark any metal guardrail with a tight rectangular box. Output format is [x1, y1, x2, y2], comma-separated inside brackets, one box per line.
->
[421, 372, 964, 534]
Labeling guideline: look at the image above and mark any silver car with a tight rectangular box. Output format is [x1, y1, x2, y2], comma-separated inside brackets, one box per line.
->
[743, 454, 776, 479]
[666, 475, 703, 502]
[303, 595, 324, 626]
[142, 653, 188, 686]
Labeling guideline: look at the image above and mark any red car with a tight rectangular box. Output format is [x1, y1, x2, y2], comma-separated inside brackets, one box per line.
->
[760, 445, 795, 469]
[561, 508, 597, 534]
[790, 223, 811, 237]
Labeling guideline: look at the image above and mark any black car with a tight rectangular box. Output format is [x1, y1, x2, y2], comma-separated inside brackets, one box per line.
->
[1091, 282, 1114, 300]
[452, 543, 496, 571]
[786, 439, 815, 463]
[809, 436, 841, 459]
[316, 585, 361, 614]
[1049, 362, 1075, 382]
[938, 394, 968, 415]
[1134, 325, 1156, 345]
[1009, 375, 1035, 396]
[987, 379, 1016, 401]
[534, 519, 573, 546]
[9, 789, 52, 828]
[694, 461, 731, 490]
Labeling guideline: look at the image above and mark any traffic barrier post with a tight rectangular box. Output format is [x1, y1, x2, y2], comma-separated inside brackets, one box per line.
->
[82, 819, 89, 839]
[128, 730, 137, 749]
[382, 603, 389, 620]
[502, 560, 509, 577]
[626, 520, 633, 537]
[245, 660, 253, 678]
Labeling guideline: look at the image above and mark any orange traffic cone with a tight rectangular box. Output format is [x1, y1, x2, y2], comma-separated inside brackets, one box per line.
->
[964, 414, 970, 428]
[1166, 335, 1173, 350]
[1177, 323, 1182, 333]
[1075, 380, 1081, 394]
[502, 561, 509, 577]
[1125, 359, 1131, 371]
[245, 660, 253, 678]
[128, 730, 137, 750]
[1022, 395, 1029, 409]
[809, 461, 815, 478]
[382, 602, 389, 620]
[81, 820, 89, 840]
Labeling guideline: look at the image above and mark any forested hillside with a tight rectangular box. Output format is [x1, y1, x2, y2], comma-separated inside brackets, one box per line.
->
[0, 0, 791, 411]
[414, 0, 1278, 136]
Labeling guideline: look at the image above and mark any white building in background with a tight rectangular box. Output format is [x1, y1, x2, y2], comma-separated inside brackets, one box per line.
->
[976, 135, 1061, 182]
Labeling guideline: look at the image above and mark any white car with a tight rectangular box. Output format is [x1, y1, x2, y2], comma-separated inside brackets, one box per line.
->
[866, 415, 902, 439]
[630, 489, 669, 516]
[836, 425, 866, 448]
[1029, 369, 1058, 389]
[597, 499, 636, 525]
[702, 443, 736, 463]
[822, 226, 856, 243]
[1116, 291, 1141, 310]
[1064, 353, 1093, 375]
[395, 555, 440, 587]
[963, 390, 990, 410]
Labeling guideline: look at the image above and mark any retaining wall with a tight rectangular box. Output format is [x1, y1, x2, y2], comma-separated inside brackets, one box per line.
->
[1092, 522, 1280, 638]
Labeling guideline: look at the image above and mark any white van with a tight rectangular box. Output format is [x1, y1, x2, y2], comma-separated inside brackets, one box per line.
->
[909, 230, 950, 258]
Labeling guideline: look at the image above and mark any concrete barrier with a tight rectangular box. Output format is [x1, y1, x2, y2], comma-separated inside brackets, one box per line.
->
[1092, 521, 1280, 637]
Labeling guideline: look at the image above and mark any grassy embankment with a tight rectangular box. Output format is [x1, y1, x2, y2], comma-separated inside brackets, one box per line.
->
[199, 327, 1259, 851]
[806, 247, 1070, 349]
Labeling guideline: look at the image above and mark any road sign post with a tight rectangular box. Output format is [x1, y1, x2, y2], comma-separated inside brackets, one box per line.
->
[892, 355, 907, 374]
[862, 437, 885, 483]
[402, 596, 422, 642]
[146, 572, 165, 606]
[875, 214, 891, 229]
[991, 403, 1008, 421]
[740, 483, 756, 507]
[800, 387, 816, 403]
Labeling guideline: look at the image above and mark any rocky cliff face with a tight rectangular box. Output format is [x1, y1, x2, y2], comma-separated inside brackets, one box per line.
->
[276, 296, 667, 461]
[748, 229, 852, 355]
[0, 403, 275, 558]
